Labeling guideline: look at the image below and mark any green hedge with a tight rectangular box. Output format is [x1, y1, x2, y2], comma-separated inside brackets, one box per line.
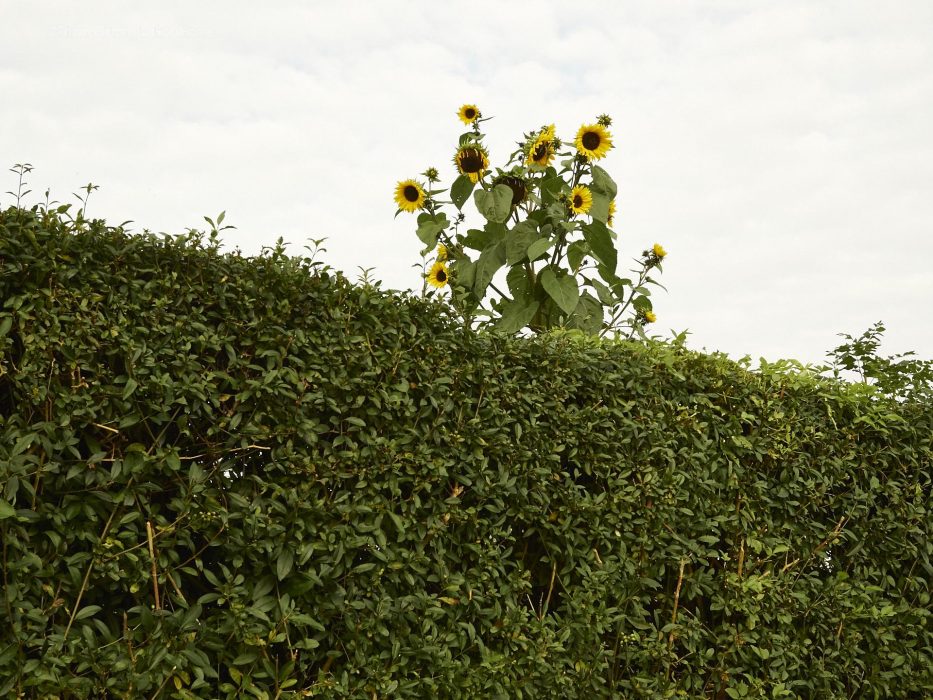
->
[0, 207, 930, 699]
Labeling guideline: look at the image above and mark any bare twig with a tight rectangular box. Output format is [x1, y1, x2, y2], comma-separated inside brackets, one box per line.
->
[666, 558, 688, 681]
[146, 521, 161, 611]
[63, 507, 119, 641]
[149, 665, 177, 700]
[737, 538, 745, 580]
[164, 570, 187, 605]
[668, 558, 686, 648]
[542, 561, 558, 619]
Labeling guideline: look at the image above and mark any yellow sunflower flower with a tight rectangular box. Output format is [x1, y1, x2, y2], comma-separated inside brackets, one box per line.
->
[574, 123, 613, 161]
[426, 261, 450, 288]
[568, 185, 593, 215]
[645, 311, 657, 324]
[652, 243, 667, 259]
[453, 144, 489, 184]
[607, 199, 617, 227]
[436, 243, 448, 261]
[526, 124, 556, 168]
[457, 104, 481, 125]
[394, 179, 426, 213]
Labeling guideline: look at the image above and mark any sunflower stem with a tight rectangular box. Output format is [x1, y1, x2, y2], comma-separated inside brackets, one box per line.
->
[599, 263, 652, 338]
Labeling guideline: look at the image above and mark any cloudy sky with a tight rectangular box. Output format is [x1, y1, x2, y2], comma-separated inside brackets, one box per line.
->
[3, 1, 931, 365]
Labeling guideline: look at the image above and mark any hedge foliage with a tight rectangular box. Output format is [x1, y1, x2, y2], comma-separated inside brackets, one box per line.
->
[0, 206, 930, 699]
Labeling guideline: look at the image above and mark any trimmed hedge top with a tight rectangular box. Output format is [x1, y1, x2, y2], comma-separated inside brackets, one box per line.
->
[0, 207, 930, 698]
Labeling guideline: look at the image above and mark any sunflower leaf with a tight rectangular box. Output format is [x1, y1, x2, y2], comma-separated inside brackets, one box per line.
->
[452, 259, 476, 292]
[473, 185, 513, 224]
[540, 267, 579, 316]
[494, 298, 539, 334]
[473, 241, 506, 299]
[505, 221, 538, 264]
[526, 237, 554, 262]
[588, 277, 616, 306]
[538, 176, 564, 205]
[506, 265, 533, 301]
[451, 175, 475, 211]
[589, 193, 611, 224]
[463, 226, 499, 252]
[416, 219, 443, 247]
[632, 295, 653, 312]
[590, 165, 618, 199]
[567, 240, 590, 272]
[581, 221, 617, 275]
[566, 292, 603, 334]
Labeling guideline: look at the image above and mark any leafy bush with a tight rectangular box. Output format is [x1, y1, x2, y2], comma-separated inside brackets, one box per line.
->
[826, 321, 933, 403]
[0, 207, 930, 698]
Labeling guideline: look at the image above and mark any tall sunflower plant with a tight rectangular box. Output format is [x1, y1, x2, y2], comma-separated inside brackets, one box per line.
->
[394, 104, 667, 338]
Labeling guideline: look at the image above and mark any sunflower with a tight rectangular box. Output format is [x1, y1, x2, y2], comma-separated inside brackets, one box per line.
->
[453, 144, 489, 183]
[574, 123, 613, 161]
[526, 124, 556, 168]
[607, 199, 617, 227]
[568, 185, 593, 215]
[394, 179, 426, 213]
[652, 243, 667, 259]
[436, 243, 448, 261]
[457, 104, 481, 125]
[426, 261, 450, 288]
[493, 175, 528, 207]
[644, 311, 657, 324]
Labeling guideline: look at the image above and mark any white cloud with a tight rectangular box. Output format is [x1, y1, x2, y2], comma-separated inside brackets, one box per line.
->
[1, 0, 931, 364]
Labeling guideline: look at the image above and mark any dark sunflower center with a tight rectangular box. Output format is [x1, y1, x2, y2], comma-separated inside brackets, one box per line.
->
[436, 270, 447, 282]
[495, 176, 527, 206]
[582, 131, 601, 150]
[464, 108, 476, 119]
[573, 194, 583, 208]
[403, 185, 420, 202]
[532, 143, 548, 162]
[458, 148, 484, 173]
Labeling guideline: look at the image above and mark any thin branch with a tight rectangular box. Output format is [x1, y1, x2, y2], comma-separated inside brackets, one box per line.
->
[146, 521, 161, 611]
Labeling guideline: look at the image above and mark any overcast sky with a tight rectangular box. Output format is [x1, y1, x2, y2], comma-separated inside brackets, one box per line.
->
[2, 1, 931, 365]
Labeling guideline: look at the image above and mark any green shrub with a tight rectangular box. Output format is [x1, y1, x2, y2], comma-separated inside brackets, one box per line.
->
[1, 207, 930, 698]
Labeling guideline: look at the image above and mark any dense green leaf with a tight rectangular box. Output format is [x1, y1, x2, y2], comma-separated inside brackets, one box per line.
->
[473, 184, 513, 223]
[506, 265, 533, 302]
[590, 165, 618, 199]
[505, 221, 538, 265]
[416, 218, 443, 247]
[526, 236, 554, 262]
[450, 174, 475, 210]
[567, 240, 590, 272]
[494, 298, 539, 334]
[566, 292, 603, 334]
[461, 227, 494, 252]
[589, 193, 611, 224]
[472, 240, 506, 298]
[582, 220, 617, 274]
[539, 267, 579, 315]
[0, 500, 15, 519]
